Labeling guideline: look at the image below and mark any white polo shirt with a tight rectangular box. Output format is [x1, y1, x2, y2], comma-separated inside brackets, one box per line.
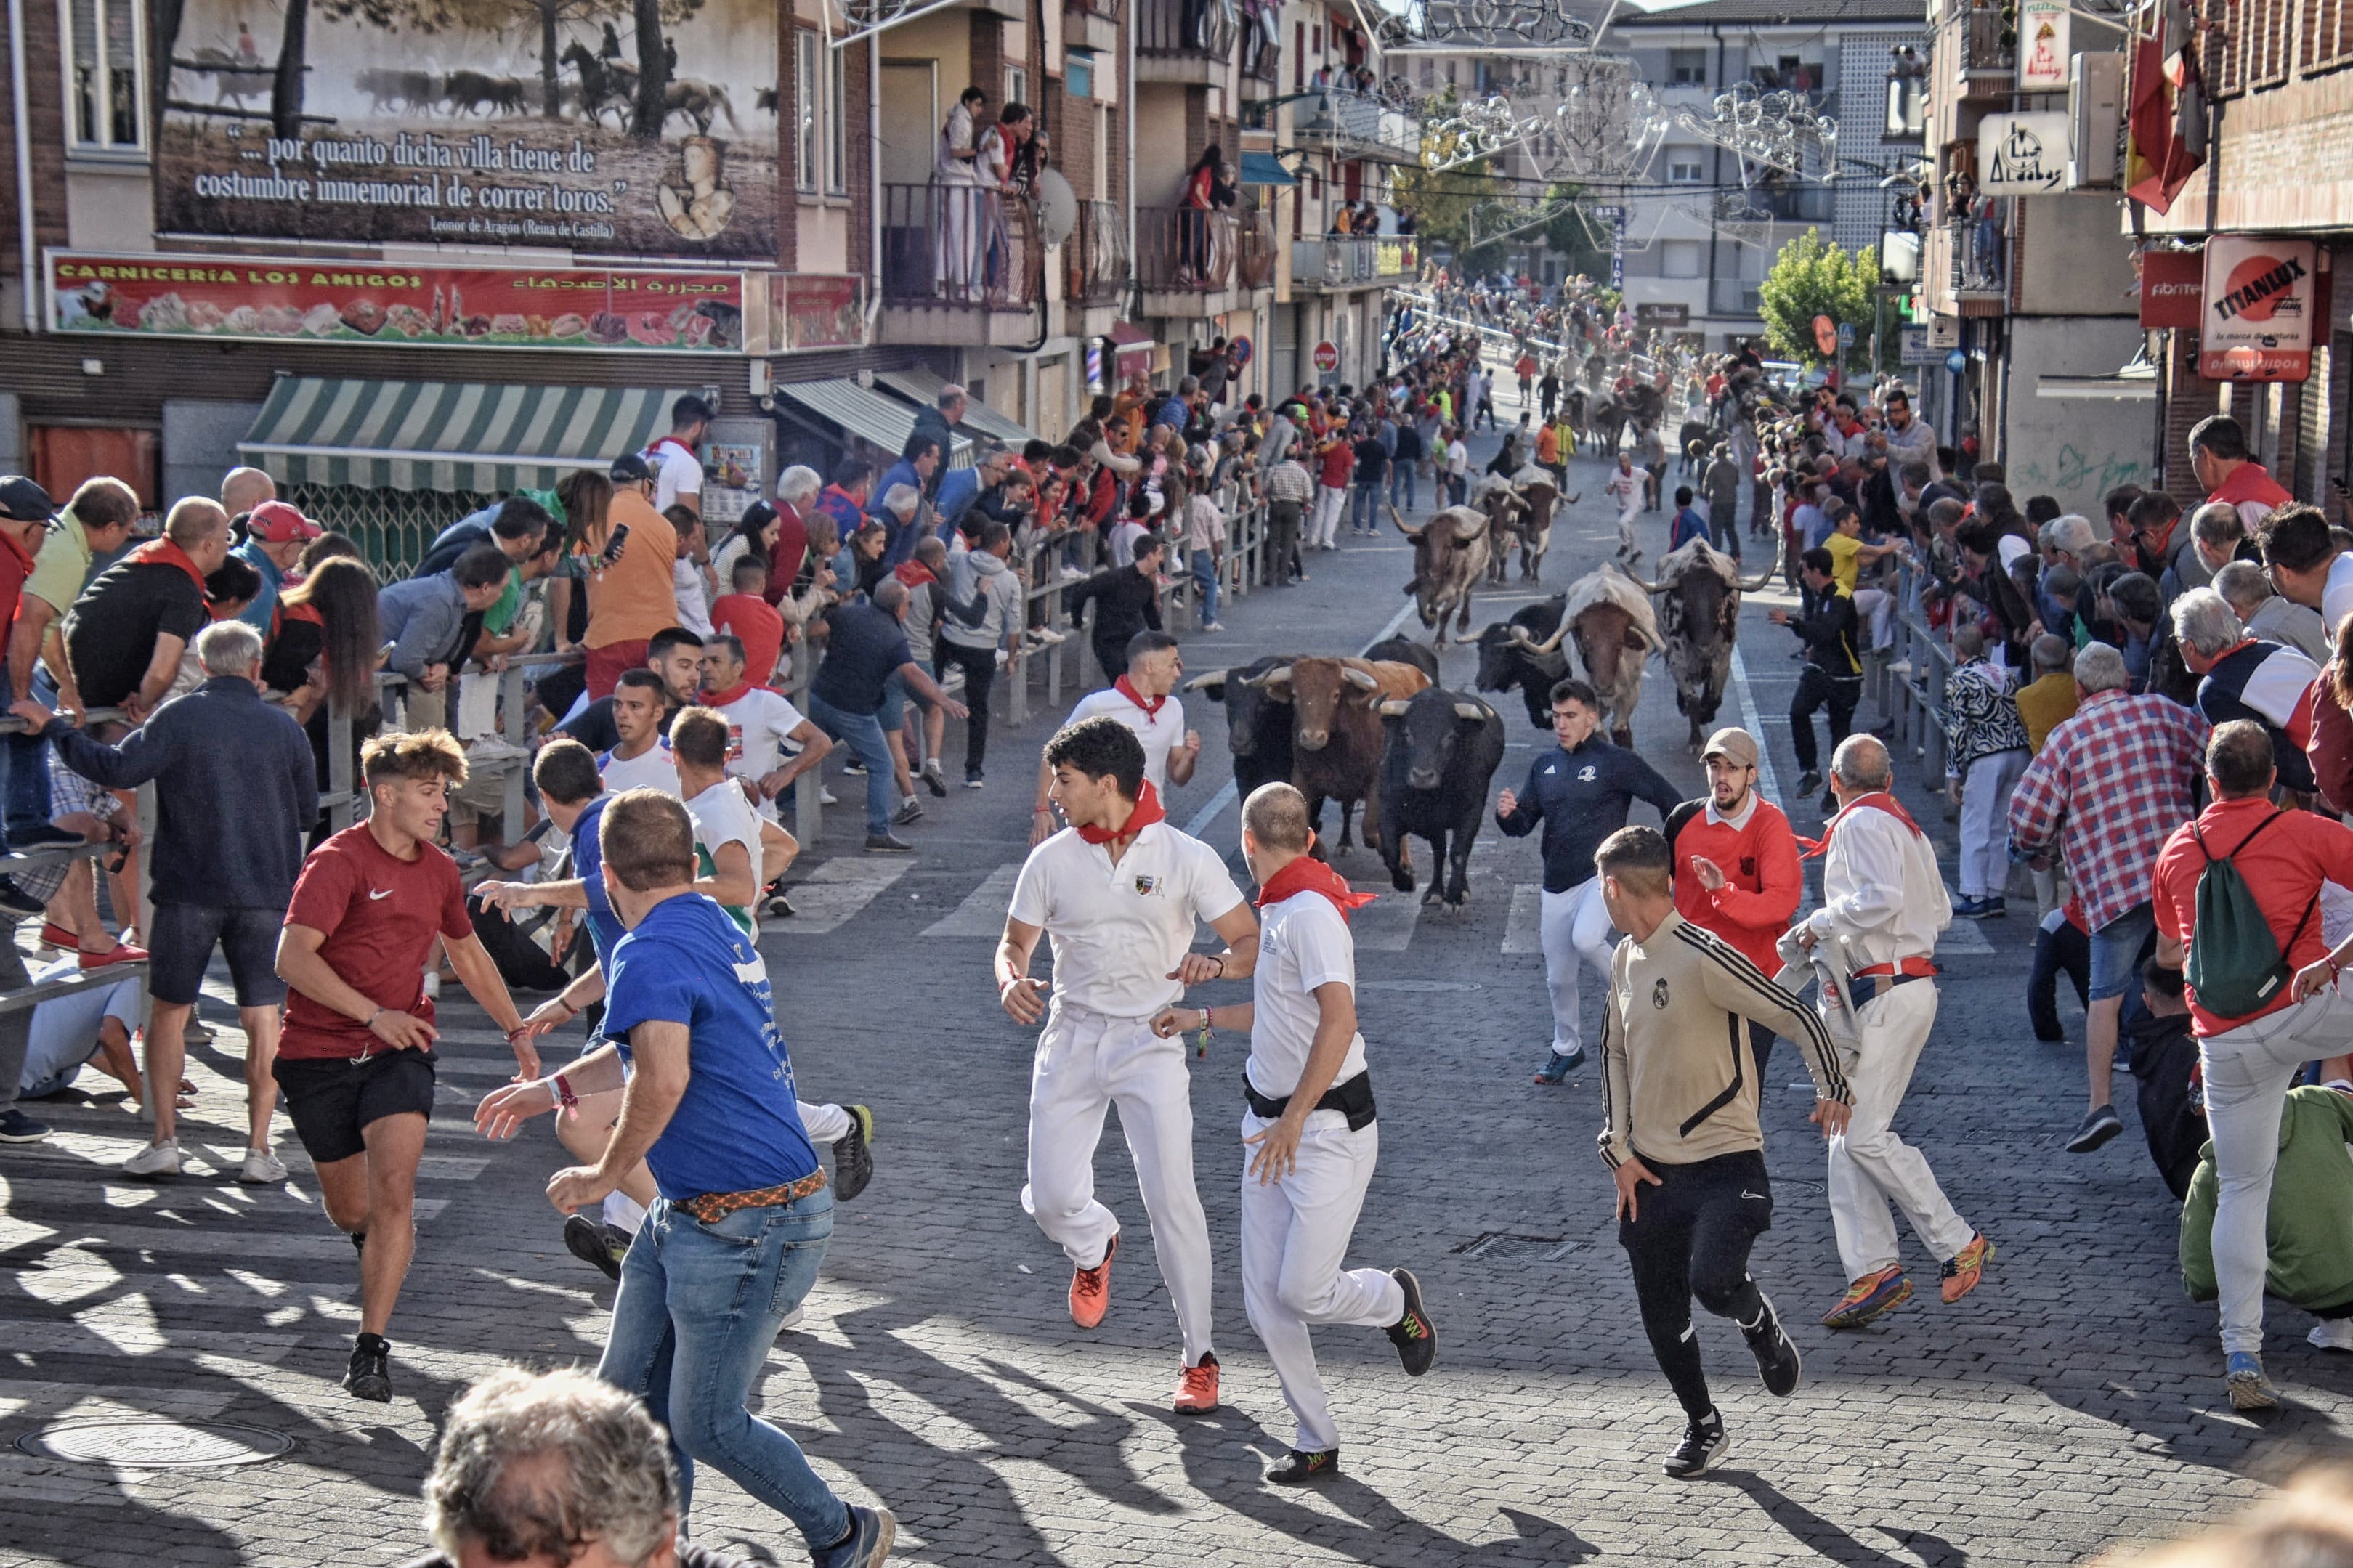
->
[599, 739, 681, 797]
[1065, 687, 1186, 794]
[1246, 890, 1366, 1102]
[647, 437, 704, 514]
[684, 776, 764, 934]
[707, 686, 809, 821]
[1008, 820, 1245, 1018]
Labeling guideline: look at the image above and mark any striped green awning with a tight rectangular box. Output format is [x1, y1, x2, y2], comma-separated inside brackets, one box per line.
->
[238, 377, 697, 495]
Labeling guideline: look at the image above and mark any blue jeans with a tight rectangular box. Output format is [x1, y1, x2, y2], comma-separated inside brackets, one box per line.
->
[1189, 548, 1219, 625]
[1351, 481, 1382, 532]
[0, 660, 52, 851]
[807, 693, 894, 834]
[1389, 464, 1416, 513]
[598, 1190, 847, 1549]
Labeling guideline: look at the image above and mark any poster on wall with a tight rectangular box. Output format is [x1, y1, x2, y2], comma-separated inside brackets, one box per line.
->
[2198, 235, 2317, 381]
[700, 441, 764, 523]
[153, 0, 778, 259]
[47, 252, 745, 351]
[2019, 0, 2073, 90]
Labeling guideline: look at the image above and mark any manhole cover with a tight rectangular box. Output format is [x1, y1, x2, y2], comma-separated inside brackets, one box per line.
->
[1453, 1232, 1587, 1262]
[17, 1420, 293, 1468]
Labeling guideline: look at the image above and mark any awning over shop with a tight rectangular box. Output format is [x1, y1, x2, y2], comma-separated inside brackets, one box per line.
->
[239, 377, 691, 494]
[774, 378, 976, 468]
[1240, 152, 1299, 188]
[875, 368, 1040, 448]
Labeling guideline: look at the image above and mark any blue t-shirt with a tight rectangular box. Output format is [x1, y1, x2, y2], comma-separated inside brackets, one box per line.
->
[570, 795, 627, 969]
[1671, 507, 1708, 552]
[602, 892, 819, 1201]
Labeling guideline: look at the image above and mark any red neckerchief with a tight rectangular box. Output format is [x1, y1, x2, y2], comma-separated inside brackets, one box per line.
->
[1255, 845, 1379, 924]
[893, 559, 936, 588]
[702, 679, 756, 709]
[1799, 790, 1926, 859]
[1077, 780, 1165, 846]
[1112, 675, 1165, 719]
[647, 436, 696, 462]
[129, 537, 208, 591]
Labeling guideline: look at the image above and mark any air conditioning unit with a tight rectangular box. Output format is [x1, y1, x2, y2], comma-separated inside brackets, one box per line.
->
[2068, 52, 2124, 189]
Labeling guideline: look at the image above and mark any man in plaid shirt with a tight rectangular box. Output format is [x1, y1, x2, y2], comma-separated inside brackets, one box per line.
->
[2007, 643, 2208, 1155]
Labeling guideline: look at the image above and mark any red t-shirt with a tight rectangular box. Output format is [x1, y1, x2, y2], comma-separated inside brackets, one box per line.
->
[279, 823, 474, 1060]
[1319, 442, 1355, 489]
[2152, 797, 2353, 1036]
[711, 593, 785, 686]
[0, 526, 36, 643]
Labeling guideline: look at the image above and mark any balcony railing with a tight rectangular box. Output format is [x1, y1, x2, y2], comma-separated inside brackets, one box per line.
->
[879, 183, 1040, 309]
[1712, 185, 1835, 223]
[1956, 7, 2014, 74]
[1138, 0, 1237, 58]
[1294, 235, 1376, 286]
[1709, 280, 1764, 315]
[1292, 89, 1422, 161]
[1067, 0, 1120, 17]
[1242, 37, 1279, 85]
[1070, 198, 1131, 307]
[1139, 206, 1237, 290]
[1948, 219, 2005, 296]
[1239, 210, 1276, 288]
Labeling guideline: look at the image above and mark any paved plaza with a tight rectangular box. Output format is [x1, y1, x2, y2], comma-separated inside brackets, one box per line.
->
[1, 443, 2344, 1567]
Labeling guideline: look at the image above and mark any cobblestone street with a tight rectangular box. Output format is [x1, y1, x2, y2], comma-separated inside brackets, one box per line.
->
[4, 442, 2346, 1568]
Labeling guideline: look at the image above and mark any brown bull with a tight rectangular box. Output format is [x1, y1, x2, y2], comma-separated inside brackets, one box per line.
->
[1395, 504, 1490, 645]
[1252, 657, 1433, 851]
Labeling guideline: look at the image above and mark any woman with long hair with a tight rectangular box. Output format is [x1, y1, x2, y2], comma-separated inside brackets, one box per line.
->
[1178, 142, 1223, 280]
[262, 556, 383, 837]
[710, 501, 782, 592]
[549, 468, 614, 657]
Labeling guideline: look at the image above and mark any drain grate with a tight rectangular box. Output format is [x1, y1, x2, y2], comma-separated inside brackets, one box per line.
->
[1453, 1232, 1587, 1262]
[17, 1420, 293, 1468]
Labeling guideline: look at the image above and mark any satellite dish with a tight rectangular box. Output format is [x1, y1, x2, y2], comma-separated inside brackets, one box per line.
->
[1034, 169, 1079, 248]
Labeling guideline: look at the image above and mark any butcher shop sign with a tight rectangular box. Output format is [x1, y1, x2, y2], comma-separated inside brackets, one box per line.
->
[46, 253, 746, 354]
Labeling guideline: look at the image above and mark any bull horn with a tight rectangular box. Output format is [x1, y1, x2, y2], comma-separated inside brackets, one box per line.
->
[1451, 508, 1489, 541]
[1736, 540, 1783, 593]
[1529, 619, 1573, 654]
[1181, 669, 1229, 691]
[1250, 663, 1294, 691]
[1341, 666, 1380, 691]
[1503, 625, 1534, 648]
[1453, 701, 1489, 721]
[1377, 699, 1411, 718]
[1608, 559, 1669, 594]
[1390, 504, 1422, 538]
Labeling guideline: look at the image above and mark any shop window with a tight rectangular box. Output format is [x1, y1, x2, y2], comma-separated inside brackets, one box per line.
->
[31, 427, 158, 514]
[64, 0, 145, 153]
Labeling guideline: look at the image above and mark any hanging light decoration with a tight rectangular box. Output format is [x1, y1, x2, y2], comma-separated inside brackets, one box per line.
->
[1382, 0, 1619, 49]
[1672, 81, 1839, 181]
[1418, 54, 1666, 180]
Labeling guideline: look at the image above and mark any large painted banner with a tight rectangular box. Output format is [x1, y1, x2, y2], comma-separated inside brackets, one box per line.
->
[155, 0, 777, 259]
[48, 252, 746, 352]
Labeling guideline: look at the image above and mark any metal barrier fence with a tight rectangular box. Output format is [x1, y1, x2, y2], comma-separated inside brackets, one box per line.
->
[0, 705, 153, 1037]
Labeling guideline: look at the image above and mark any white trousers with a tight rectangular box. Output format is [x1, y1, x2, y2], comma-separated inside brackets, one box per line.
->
[1826, 982, 1975, 1280]
[1957, 749, 2029, 899]
[1616, 503, 1640, 553]
[1855, 586, 1894, 651]
[2201, 986, 2353, 1354]
[1540, 878, 1619, 1058]
[799, 1100, 849, 1145]
[1239, 1110, 1402, 1453]
[1022, 1001, 1215, 1362]
[1311, 485, 1348, 548]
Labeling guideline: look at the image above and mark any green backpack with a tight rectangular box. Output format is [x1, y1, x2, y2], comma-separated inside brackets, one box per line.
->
[2186, 811, 2317, 1021]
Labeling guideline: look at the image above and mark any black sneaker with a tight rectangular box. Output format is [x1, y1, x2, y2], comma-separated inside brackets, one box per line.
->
[349, 1230, 368, 1256]
[864, 833, 914, 854]
[0, 1108, 51, 1142]
[2066, 1104, 2123, 1153]
[1795, 771, 1823, 797]
[1265, 1447, 1340, 1485]
[344, 1334, 392, 1402]
[1742, 1292, 1802, 1397]
[892, 797, 924, 826]
[965, 771, 986, 790]
[1386, 1268, 1437, 1376]
[0, 877, 43, 917]
[833, 1105, 876, 1202]
[563, 1212, 627, 1281]
[841, 758, 867, 775]
[921, 760, 948, 798]
[1662, 1413, 1729, 1479]
[763, 890, 797, 919]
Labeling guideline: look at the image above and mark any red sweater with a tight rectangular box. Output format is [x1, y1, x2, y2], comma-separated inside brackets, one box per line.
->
[1669, 797, 1805, 979]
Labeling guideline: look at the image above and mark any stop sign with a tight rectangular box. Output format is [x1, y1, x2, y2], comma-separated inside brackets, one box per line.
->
[1312, 341, 1339, 373]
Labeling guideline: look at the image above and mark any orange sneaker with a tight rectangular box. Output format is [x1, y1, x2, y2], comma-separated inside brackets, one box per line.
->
[1820, 1265, 1912, 1329]
[1940, 1232, 1995, 1304]
[1069, 1233, 1117, 1329]
[1173, 1351, 1220, 1413]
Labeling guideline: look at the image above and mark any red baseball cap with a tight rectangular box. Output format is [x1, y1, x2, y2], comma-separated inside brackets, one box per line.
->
[248, 500, 321, 543]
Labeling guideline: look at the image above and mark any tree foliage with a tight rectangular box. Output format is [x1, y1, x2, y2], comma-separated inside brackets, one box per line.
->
[1757, 229, 1877, 370]
[1539, 184, 1613, 285]
[1392, 89, 1503, 249]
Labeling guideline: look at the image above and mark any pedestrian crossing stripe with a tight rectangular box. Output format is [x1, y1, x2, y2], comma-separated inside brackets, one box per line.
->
[771, 856, 915, 935]
[923, 863, 1023, 938]
[1504, 884, 1544, 954]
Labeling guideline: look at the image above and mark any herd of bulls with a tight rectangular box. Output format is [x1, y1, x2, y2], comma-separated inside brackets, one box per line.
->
[1184, 530, 1781, 908]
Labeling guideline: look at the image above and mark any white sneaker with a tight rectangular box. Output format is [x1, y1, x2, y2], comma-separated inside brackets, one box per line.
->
[779, 1304, 807, 1332]
[819, 787, 838, 806]
[1057, 566, 1086, 582]
[1034, 626, 1070, 646]
[240, 1147, 288, 1184]
[466, 736, 528, 763]
[123, 1139, 182, 1177]
[2310, 1320, 2353, 1352]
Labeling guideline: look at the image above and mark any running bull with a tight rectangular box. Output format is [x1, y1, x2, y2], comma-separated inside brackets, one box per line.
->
[1375, 688, 1507, 910]
[1252, 656, 1433, 853]
[1394, 503, 1491, 645]
[1473, 568, 1661, 747]
[1612, 537, 1778, 750]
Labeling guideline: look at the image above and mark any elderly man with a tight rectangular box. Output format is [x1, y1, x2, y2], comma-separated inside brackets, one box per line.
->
[2153, 720, 2353, 1412]
[2009, 641, 2211, 1154]
[875, 438, 944, 566]
[2174, 585, 2322, 800]
[1799, 734, 1992, 1331]
[2155, 499, 2245, 606]
[2214, 559, 2328, 664]
[63, 495, 233, 721]
[1943, 622, 2032, 920]
[227, 499, 325, 635]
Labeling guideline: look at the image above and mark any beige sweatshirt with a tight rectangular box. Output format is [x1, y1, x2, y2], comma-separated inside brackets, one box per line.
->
[1599, 910, 1850, 1170]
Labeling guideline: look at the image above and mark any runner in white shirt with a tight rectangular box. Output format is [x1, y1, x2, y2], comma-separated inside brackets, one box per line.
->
[1150, 782, 1435, 1485]
[644, 395, 711, 516]
[1032, 633, 1201, 846]
[996, 716, 1260, 1413]
[697, 634, 832, 822]
[597, 673, 681, 796]
[1604, 452, 1645, 564]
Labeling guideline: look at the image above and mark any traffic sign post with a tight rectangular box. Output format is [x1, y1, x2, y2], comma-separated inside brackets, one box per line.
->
[1312, 340, 1340, 377]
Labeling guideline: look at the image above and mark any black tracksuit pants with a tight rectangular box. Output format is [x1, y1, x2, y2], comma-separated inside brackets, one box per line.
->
[1619, 1147, 1774, 1423]
[1790, 667, 1862, 773]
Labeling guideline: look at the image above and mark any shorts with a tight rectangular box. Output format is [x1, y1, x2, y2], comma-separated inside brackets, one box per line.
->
[148, 903, 288, 1008]
[272, 1048, 438, 1166]
[2089, 900, 2158, 1002]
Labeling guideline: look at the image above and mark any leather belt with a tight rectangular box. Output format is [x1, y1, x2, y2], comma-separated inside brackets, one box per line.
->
[675, 1168, 828, 1224]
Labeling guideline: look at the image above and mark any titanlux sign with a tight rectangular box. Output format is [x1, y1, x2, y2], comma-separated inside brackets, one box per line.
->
[2199, 236, 2317, 381]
